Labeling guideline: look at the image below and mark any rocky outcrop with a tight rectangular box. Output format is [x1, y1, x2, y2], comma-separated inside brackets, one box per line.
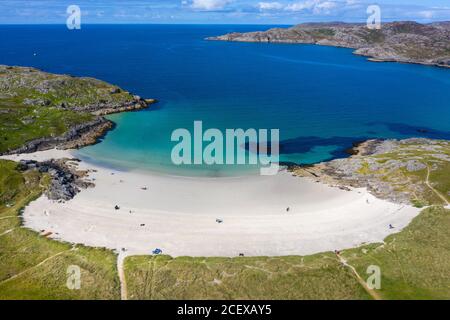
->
[208, 21, 450, 68]
[0, 65, 157, 155]
[18, 159, 93, 201]
[2, 117, 114, 155]
[290, 138, 450, 206]
[91, 98, 157, 116]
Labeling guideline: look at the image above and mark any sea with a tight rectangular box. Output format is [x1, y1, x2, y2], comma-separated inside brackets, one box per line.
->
[1, 24, 449, 176]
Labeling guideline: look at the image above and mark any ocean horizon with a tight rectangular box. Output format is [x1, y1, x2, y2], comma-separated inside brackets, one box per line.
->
[1, 24, 450, 176]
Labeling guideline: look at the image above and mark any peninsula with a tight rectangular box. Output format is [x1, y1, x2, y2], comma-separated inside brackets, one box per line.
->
[208, 21, 450, 68]
[0, 65, 155, 155]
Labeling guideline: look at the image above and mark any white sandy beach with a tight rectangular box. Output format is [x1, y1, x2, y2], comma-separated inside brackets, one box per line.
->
[2, 149, 421, 257]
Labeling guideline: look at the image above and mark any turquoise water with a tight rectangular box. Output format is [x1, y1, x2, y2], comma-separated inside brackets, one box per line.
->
[1, 25, 450, 176]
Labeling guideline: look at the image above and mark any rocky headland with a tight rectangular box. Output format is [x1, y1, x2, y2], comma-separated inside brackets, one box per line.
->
[17, 158, 93, 201]
[208, 21, 450, 68]
[0, 65, 156, 155]
[290, 138, 450, 206]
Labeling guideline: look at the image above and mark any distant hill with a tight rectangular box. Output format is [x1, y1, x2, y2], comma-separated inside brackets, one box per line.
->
[208, 21, 450, 68]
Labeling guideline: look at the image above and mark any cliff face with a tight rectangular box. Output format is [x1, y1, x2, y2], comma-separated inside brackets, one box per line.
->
[208, 21, 450, 68]
[0, 65, 156, 154]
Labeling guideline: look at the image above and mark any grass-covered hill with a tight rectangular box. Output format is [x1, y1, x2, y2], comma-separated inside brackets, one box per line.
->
[0, 65, 153, 154]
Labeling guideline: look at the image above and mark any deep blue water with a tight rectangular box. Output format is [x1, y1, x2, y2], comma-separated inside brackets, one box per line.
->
[1, 25, 449, 176]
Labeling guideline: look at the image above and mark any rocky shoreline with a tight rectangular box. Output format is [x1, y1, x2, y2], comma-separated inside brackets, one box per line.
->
[0, 65, 157, 155]
[18, 158, 93, 201]
[0, 65, 159, 201]
[290, 138, 450, 206]
[2, 117, 112, 155]
[2, 98, 157, 155]
[208, 21, 450, 68]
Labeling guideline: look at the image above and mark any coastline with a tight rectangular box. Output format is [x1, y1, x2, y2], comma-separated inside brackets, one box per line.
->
[0, 65, 157, 156]
[0, 100, 156, 156]
[207, 38, 450, 69]
[207, 21, 450, 69]
[1, 148, 421, 257]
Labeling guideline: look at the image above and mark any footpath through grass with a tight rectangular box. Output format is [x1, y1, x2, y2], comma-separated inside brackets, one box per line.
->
[344, 206, 450, 300]
[124, 254, 370, 300]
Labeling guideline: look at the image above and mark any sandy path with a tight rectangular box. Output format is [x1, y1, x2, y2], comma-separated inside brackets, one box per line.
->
[336, 253, 382, 300]
[117, 253, 128, 300]
[426, 166, 449, 205]
[0, 228, 16, 237]
[2, 149, 421, 257]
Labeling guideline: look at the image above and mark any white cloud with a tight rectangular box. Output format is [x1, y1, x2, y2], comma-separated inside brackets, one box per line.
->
[314, 1, 338, 14]
[285, 0, 317, 12]
[190, 0, 232, 10]
[284, 0, 341, 15]
[418, 10, 435, 19]
[258, 2, 284, 11]
[316, 1, 337, 10]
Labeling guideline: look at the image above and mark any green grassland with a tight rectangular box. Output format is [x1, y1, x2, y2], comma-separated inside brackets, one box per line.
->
[0, 65, 136, 153]
[0, 160, 120, 300]
[345, 206, 450, 299]
[124, 254, 370, 300]
[305, 28, 336, 39]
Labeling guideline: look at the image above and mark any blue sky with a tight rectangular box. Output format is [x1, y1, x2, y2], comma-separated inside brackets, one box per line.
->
[0, 0, 449, 24]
